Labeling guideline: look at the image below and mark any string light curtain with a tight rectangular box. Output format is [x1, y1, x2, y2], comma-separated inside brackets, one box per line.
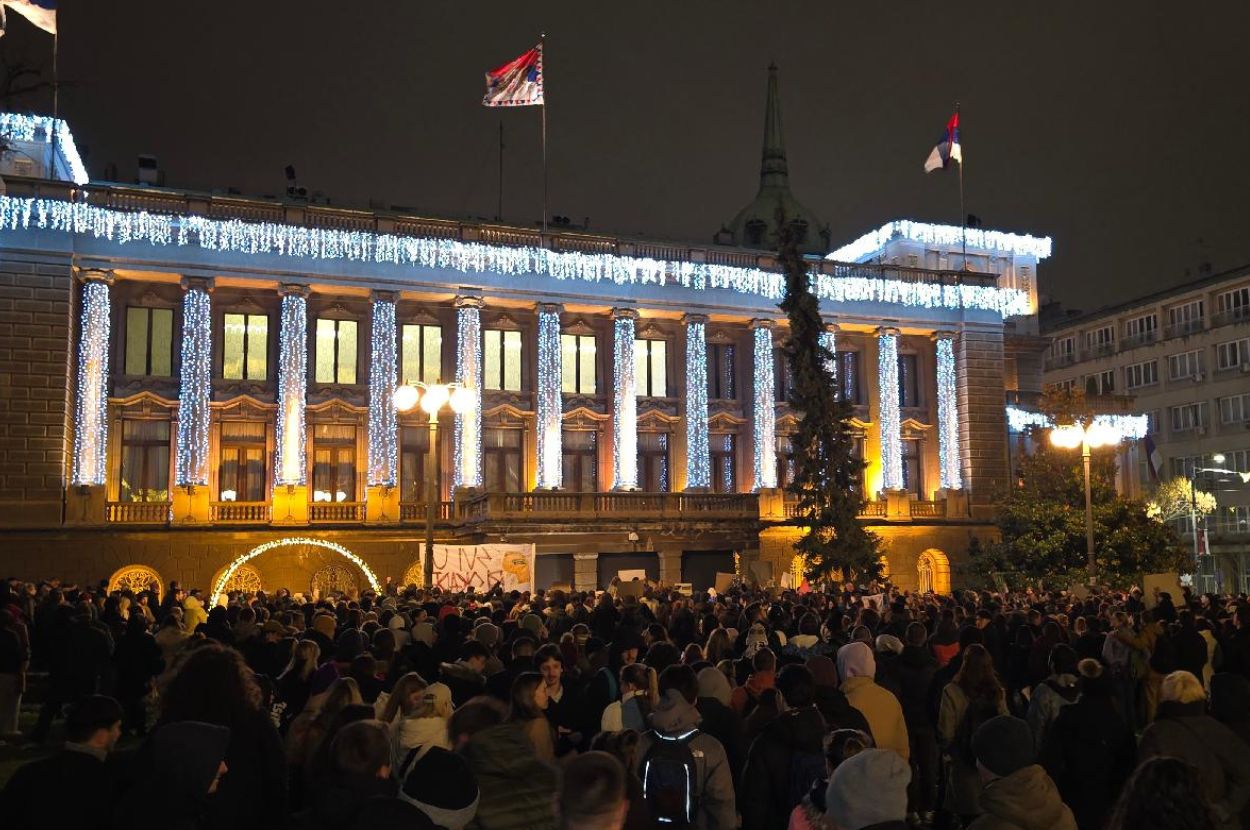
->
[367, 293, 398, 486]
[536, 304, 563, 489]
[934, 332, 963, 490]
[684, 315, 710, 489]
[175, 279, 212, 486]
[71, 272, 111, 485]
[612, 309, 639, 490]
[751, 320, 777, 490]
[820, 324, 837, 393]
[274, 286, 308, 486]
[454, 297, 483, 488]
[877, 327, 903, 490]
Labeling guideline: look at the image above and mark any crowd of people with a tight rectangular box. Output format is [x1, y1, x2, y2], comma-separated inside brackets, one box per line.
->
[1, 572, 1249, 830]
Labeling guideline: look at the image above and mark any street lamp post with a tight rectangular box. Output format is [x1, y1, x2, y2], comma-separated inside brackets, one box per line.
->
[1050, 421, 1123, 586]
[394, 382, 476, 589]
[1189, 453, 1228, 588]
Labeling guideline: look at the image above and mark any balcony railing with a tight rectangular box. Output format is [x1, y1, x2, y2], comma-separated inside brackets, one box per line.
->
[1119, 331, 1158, 351]
[105, 501, 171, 524]
[459, 491, 760, 522]
[1083, 342, 1116, 360]
[1164, 319, 1205, 339]
[910, 500, 945, 518]
[1213, 307, 1250, 328]
[399, 501, 454, 522]
[308, 501, 366, 523]
[1043, 352, 1077, 371]
[210, 502, 271, 523]
[859, 501, 887, 518]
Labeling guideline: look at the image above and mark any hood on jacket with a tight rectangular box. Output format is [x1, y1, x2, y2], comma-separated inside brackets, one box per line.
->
[439, 661, 482, 682]
[150, 721, 231, 807]
[838, 641, 876, 681]
[806, 655, 838, 689]
[650, 688, 702, 734]
[1210, 672, 1250, 725]
[697, 666, 732, 707]
[978, 765, 1075, 830]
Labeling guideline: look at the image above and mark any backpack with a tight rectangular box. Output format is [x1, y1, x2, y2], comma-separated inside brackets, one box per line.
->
[642, 729, 701, 827]
[954, 696, 1002, 765]
[788, 748, 828, 811]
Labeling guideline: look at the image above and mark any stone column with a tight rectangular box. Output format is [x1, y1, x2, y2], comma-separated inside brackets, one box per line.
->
[877, 326, 903, 491]
[71, 269, 113, 488]
[611, 308, 639, 490]
[683, 314, 710, 490]
[750, 319, 776, 490]
[957, 328, 1009, 518]
[367, 291, 398, 487]
[273, 284, 309, 524]
[454, 296, 484, 489]
[175, 277, 213, 488]
[933, 331, 963, 491]
[536, 304, 563, 489]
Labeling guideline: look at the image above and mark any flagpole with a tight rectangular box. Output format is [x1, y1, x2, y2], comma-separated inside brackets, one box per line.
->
[956, 101, 965, 272]
[540, 32, 548, 234]
[497, 120, 504, 222]
[51, 30, 59, 171]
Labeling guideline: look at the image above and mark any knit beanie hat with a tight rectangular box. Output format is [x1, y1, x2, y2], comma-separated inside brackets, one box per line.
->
[398, 745, 480, 830]
[837, 641, 876, 681]
[335, 628, 366, 662]
[473, 621, 501, 647]
[875, 634, 904, 655]
[972, 715, 1034, 778]
[312, 613, 336, 639]
[308, 660, 341, 696]
[825, 749, 910, 830]
[697, 666, 732, 707]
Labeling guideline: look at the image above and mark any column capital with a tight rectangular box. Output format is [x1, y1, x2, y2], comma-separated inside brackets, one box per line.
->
[682, 313, 709, 326]
[75, 268, 114, 286]
[180, 275, 215, 293]
[931, 329, 957, 342]
[279, 283, 310, 298]
[370, 289, 399, 304]
[749, 318, 776, 331]
[877, 325, 901, 338]
[611, 307, 639, 321]
[536, 302, 564, 316]
[824, 321, 840, 334]
[454, 295, 485, 310]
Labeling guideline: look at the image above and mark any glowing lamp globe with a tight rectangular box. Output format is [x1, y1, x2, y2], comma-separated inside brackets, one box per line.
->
[420, 383, 450, 414]
[393, 384, 419, 412]
[1087, 422, 1119, 448]
[1050, 425, 1082, 449]
[450, 385, 475, 414]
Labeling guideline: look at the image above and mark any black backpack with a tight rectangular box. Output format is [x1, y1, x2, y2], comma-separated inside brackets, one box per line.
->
[642, 729, 701, 827]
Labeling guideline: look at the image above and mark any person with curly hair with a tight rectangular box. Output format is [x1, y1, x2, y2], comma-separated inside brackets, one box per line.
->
[1106, 757, 1220, 830]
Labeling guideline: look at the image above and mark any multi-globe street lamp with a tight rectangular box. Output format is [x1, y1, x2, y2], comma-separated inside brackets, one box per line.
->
[1050, 421, 1124, 585]
[394, 382, 476, 589]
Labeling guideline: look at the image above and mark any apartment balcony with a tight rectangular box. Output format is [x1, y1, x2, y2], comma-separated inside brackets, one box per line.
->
[1083, 343, 1116, 360]
[308, 501, 366, 523]
[105, 501, 171, 524]
[1043, 352, 1078, 371]
[1213, 307, 1250, 328]
[1119, 331, 1158, 351]
[1164, 319, 1205, 339]
[209, 502, 272, 523]
[780, 495, 954, 521]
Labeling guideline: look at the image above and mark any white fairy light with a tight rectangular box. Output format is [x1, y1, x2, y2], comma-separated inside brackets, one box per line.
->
[829, 219, 1053, 263]
[536, 305, 563, 489]
[820, 326, 837, 393]
[0, 195, 1032, 318]
[367, 295, 398, 486]
[211, 536, 381, 606]
[934, 334, 962, 490]
[71, 277, 110, 485]
[175, 283, 212, 486]
[1005, 405, 1148, 440]
[454, 300, 483, 488]
[878, 329, 903, 490]
[752, 322, 777, 490]
[684, 316, 710, 489]
[612, 310, 638, 490]
[0, 113, 89, 185]
[274, 289, 307, 486]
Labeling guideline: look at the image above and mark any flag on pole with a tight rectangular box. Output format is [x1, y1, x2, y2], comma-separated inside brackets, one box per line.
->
[483, 44, 544, 107]
[1141, 434, 1163, 482]
[923, 111, 962, 172]
[0, 0, 56, 35]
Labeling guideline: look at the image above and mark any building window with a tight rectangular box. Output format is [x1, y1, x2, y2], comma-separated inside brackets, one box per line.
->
[710, 433, 737, 493]
[901, 438, 923, 498]
[774, 348, 792, 403]
[484, 329, 523, 391]
[312, 424, 357, 502]
[401, 324, 442, 386]
[1124, 360, 1159, 389]
[1123, 313, 1158, 344]
[1169, 350, 1204, 380]
[218, 421, 266, 502]
[561, 429, 598, 491]
[1217, 287, 1250, 322]
[1216, 338, 1250, 371]
[1167, 300, 1204, 334]
[560, 334, 596, 394]
[222, 313, 268, 381]
[634, 339, 667, 397]
[637, 431, 669, 492]
[708, 344, 736, 400]
[836, 351, 860, 403]
[898, 353, 921, 408]
[1052, 336, 1075, 359]
[1085, 370, 1115, 395]
[483, 427, 523, 492]
[124, 306, 174, 376]
[1220, 393, 1250, 425]
[1145, 410, 1160, 434]
[399, 425, 430, 502]
[314, 318, 358, 384]
[775, 434, 793, 490]
[119, 419, 171, 502]
[1227, 450, 1250, 474]
[1052, 378, 1077, 393]
[1084, 325, 1114, 355]
[1169, 403, 1208, 433]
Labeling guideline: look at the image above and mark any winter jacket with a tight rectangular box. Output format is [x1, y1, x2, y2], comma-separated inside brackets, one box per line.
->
[697, 695, 746, 783]
[966, 765, 1077, 830]
[894, 644, 937, 733]
[182, 596, 207, 632]
[841, 675, 910, 761]
[1, 748, 120, 824]
[730, 669, 775, 715]
[636, 690, 738, 830]
[813, 685, 872, 736]
[392, 714, 450, 755]
[462, 722, 559, 830]
[1024, 673, 1078, 752]
[938, 683, 1007, 817]
[1139, 700, 1250, 830]
[741, 705, 827, 830]
[438, 660, 486, 706]
[1037, 692, 1135, 830]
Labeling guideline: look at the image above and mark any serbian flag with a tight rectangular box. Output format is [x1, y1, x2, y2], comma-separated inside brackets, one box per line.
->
[483, 44, 544, 107]
[924, 111, 962, 172]
[0, 0, 56, 35]
[1141, 434, 1163, 482]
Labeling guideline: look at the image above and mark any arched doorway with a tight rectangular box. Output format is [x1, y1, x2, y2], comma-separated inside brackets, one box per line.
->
[108, 565, 164, 600]
[211, 537, 381, 606]
[917, 549, 951, 595]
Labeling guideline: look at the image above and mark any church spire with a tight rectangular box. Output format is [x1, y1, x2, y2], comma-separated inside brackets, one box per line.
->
[759, 62, 788, 190]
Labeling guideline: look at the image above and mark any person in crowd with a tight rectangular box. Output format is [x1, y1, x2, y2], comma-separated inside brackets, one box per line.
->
[509, 670, 556, 762]
[395, 740, 480, 830]
[838, 641, 909, 762]
[694, 665, 745, 782]
[301, 719, 396, 830]
[1209, 672, 1250, 751]
[1105, 756, 1222, 830]
[276, 639, 321, 728]
[287, 675, 362, 777]
[536, 642, 584, 753]
[731, 645, 776, 716]
[113, 613, 163, 736]
[1138, 670, 1250, 829]
[0, 608, 29, 740]
[968, 714, 1076, 830]
[392, 680, 453, 755]
[124, 720, 231, 830]
[559, 750, 629, 830]
[589, 729, 654, 830]
[31, 601, 112, 743]
[602, 662, 658, 732]
[938, 643, 1008, 823]
[1025, 643, 1079, 752]
[823, 748, 911, 830]
[440, 639, 490, 706]
[787, 728, 872, 830]
[805, 654, 871, 736]
[458, 694, 560, 830]
[893, 622, 938, 823]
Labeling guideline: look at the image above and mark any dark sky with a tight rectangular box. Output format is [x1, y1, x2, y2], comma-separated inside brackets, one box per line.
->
[10, 1, 1250, 310]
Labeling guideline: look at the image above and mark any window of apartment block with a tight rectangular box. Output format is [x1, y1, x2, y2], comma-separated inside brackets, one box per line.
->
[218, 421, 266, 502]
[222, 313, 268, 381]
[710, 433, 737, 494]
[899, 353, 921, 407]
[1217, 287, 1250, 320]
[1085, 325, 1114, 352]
[483, 329, 523, 391]
[1145, 411, 1160, 435]
[1053, 336, 1075, 358]
[634, 339, 667, 397]
[1227, 449, 1250, 474]
[1085, 370, 1115, 395]
[399, 425, 429, 503]
[401, 324, 442, 386]
[560, 334, 596, 394]
[312, 424, 356, 502]
[124, 306, 174, 376]
[561, 429, 598, 492]
[901, 438, 923, 498]
[1052, 378, 1077, 394]
[1124, 360, 1159, 389]
[1216, 338, 1250, 371]
[1124, 313, 1157, 341]
[483, 427, 524, 492]
[314, 318, 358, 384]
[837, 351, 861, 404]
[637, 431, 669, 492]
[1169, 350, 1204, 380]
[1168, 300, 1204, 332]
[708, 344, 736, 400]
[119, 419, 171, 502]
[1169, 402, 1208, 433]
[1220, 393, 1250, 425]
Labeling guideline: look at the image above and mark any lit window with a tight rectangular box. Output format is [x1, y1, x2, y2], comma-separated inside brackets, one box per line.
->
[560, 334, 596, 394]
[901, 438, 923, 498]
[484, 329, 523, 391]
[638, 431, 669, 491]
[311, 424, 356, 502]
[222, 313, 268, 380]
[218, 421, 266, 502]
[634, 339, 667, 397]
[314, 318, 358, 384]
[400, 425, 430, 502]
[711, 434, 737, 493]
[561, 429, 598, 491]
[401, 324, 442, 386]
[119, 419, 170, 502]
[124, 307, 173, 376]
[483, 427, 524, 492]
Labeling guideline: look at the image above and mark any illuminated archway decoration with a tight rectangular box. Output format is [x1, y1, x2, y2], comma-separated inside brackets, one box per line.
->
[213, 563, 263, 597]
[109, 564, 164, 600]
[211, 537, 381, 606]
[401, 561, 424, 589]
[878, 555, 891, 582]
[917, 549, 951, 595]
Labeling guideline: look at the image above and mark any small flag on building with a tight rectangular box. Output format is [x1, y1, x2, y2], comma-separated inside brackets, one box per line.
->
[924, 111, 962, 172]
[1141, 434, 1163, 482]
[483, 44, 544, 107]
[0, 0, 57, 36]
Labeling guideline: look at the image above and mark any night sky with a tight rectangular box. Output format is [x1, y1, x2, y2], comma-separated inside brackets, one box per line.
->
[8, 1, 1250, 311]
